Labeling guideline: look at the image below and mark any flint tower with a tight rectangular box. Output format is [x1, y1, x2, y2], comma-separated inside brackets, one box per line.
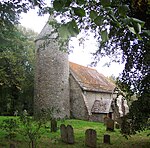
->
[34, 16, 70, 119]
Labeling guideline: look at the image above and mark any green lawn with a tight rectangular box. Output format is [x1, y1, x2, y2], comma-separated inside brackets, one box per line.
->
[0, 116, 149, 148]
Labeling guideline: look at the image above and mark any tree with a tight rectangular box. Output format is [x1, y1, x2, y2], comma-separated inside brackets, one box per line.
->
[0, 0, 40, 115]
[0, 25, 37, 115]
[0, 0, 45, 53]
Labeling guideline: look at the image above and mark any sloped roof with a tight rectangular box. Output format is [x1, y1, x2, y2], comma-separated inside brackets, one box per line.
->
[91, 99, 113, 113]
[69, 62, 116, 93]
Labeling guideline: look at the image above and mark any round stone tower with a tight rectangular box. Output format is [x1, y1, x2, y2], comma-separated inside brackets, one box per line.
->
[34, 16, 70, 119]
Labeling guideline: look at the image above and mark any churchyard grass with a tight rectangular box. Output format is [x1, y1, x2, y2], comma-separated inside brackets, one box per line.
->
[0, 116, 149, 148]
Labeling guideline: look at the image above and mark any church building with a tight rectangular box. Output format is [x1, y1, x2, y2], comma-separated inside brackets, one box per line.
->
[34, 16, 129, 122]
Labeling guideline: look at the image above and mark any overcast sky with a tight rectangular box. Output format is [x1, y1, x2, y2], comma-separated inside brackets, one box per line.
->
[20, 9, 124, 77]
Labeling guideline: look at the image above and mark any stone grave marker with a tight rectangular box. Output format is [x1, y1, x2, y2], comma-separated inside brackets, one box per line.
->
[106, 118, 114, 131]
[103, 134, 110, 144]
[85, 129, 97, 148]
[60, 124, 67, 143]
[67, 125, 74, 144]
[51, 119, 57, 132]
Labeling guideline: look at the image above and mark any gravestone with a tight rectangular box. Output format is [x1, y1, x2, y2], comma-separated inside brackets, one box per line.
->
[106, 119, 114, 131]
[60, 124, 75, 144]
[67, 125, 74, 144]
[103, 134, 110, 144]
[51, 119, 57, 132]
[85, 129, 97, 148]
[60, 124, 68, 143]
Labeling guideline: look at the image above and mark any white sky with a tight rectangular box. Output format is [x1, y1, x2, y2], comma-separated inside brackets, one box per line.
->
[20, 9, 124, 77]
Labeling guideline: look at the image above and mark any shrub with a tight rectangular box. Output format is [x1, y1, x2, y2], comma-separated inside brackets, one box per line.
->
[19, 110, 44, 148]
[1, 118, 19, 140]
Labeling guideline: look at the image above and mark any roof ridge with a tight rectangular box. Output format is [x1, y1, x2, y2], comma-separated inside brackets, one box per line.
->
[69, 61, 96, 71]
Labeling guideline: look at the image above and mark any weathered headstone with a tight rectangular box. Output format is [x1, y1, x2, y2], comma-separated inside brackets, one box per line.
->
[103, 134, 110, 144]
[106, 118, 114, 131]
[67, 125, 74, 144]
[60, 124, 68, 143]
[85, 129, 97, 148]
[60, 124, 75, 144]
[51, 119, 57, 132]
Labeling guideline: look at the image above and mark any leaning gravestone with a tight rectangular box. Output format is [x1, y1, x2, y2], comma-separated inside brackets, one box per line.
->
[51, 119, 57, 132]
[67, 125, 74, 144]
[85, 129, 97, 148]
[106, 119, 114, 131]
[60, 124, 68, 143]
[103, 134, 110, 144]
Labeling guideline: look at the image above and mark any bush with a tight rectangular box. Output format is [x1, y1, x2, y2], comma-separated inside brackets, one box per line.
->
[1, 118, 19, 140]
[19, 110, 44, 148]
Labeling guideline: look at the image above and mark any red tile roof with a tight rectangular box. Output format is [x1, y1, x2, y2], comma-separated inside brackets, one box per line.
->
[69, 62, 116, 93]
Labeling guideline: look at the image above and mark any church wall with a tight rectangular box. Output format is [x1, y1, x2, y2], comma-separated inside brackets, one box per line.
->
[84, 91, 113, 114]
[69, 74, 89, 120]
[89, 113, 107, 122]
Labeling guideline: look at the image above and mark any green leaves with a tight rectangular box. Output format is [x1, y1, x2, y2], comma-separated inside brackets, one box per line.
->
[128, 26, 136, 34]
[65, 0, 72, 7]
[53, 0, 65, 11]
[125, 17, 145, 39]
[20, 110, 43, 148]
[58, 20, 79, 39]
[94, 16, 103, 26]
[134, 23, 142, 34]
[118, 5, 129, 17]
[90, 10, 98, 20]
[128, 25, 142, 40]
[1, 118, 19, 139]
[122, 16, 145, 39]
[73, 7, 85, 17]
[68, 20, 80, 36]
[90, 11, 103, 26]
[59, 25, 70, 39]
[101, 30, 108, 43]
[76, 0, 86, 5]
[53, 0, 72, 12]
[131, 18, 145, 28]
[0, 25, 36, 115]
[101, 0, 111, 7]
